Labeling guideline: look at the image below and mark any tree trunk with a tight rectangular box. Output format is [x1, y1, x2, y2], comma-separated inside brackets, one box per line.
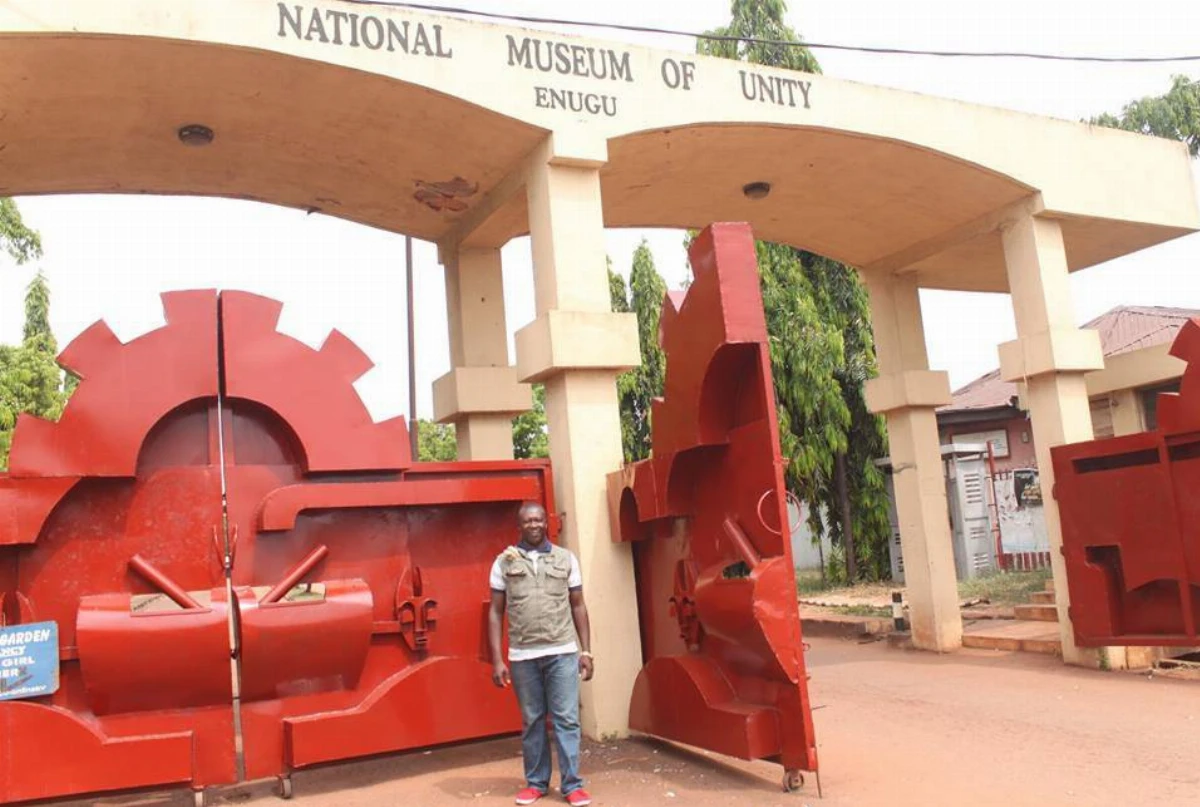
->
[835, 452, 857, 581]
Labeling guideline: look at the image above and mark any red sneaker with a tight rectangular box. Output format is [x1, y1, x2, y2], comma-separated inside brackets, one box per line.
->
[514, 787, 545, 805]
[565, 789, 592, 806]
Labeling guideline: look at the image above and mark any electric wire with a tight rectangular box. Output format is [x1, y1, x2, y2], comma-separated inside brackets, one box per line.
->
[340, 0, 1200, 63]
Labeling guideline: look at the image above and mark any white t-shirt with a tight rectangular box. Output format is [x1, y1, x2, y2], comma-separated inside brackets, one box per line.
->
[489, 545, 583, 662]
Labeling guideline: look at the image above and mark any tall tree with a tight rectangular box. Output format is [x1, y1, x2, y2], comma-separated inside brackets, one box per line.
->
[512, 383, 550, 460]
[609, 243, 667, 463]
[1, 273, 71, 469]
[415, 418, 457, 462]
[699, 0, 892, 581]
[1092, 75, 1199, 157]
[0, 198, 43, 266]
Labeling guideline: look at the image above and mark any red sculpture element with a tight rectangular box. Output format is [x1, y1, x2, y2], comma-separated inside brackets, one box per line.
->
[9, 289, 220, 478]
[0, 291, 555, 804]
[1052, 317, 1200, 646]
[397, 566, 437, 653]
[220, 291, 411, 472]
[607, 223, 818, 787]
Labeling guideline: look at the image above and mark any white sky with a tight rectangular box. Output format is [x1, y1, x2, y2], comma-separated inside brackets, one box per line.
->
[1, 0, 1198, 422]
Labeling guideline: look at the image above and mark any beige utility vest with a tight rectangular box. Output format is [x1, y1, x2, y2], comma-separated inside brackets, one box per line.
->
[501, 544, 577, 650]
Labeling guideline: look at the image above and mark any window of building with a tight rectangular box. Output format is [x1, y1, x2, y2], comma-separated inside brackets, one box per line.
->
[1141, 381, 1182, 432]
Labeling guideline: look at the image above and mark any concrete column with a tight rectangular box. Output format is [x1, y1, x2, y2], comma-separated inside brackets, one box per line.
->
[863, 272, 962, 652]
[433, 246, 530, 459]
[998, 214, 1105, 666]
[516, 136, 641, 738]
[1110, 389, 1144, 436]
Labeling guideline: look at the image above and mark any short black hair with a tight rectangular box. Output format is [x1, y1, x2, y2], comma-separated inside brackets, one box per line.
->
[517, 501, 546, 519]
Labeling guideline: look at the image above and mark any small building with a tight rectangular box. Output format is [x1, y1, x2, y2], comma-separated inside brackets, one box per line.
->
[936, 306, 1195, 567]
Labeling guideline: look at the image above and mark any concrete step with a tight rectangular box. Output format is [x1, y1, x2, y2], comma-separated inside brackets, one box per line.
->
[963, 620, 1061, 656]
[799, 608, 892, 640]
[1029, 591, 1056, 605]
[1013, 603, 1059, 622]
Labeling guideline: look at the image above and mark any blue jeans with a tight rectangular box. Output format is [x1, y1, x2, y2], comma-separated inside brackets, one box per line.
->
[510, 653, 583, 795]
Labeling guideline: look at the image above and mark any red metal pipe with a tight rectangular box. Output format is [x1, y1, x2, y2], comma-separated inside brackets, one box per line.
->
[260, 545, 329, 605]
[129, 554, 203, 610]
[721, 517, 762, 569]
[406, 235, 419, 462]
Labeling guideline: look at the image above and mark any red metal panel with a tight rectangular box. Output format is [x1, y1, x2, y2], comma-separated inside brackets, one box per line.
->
[607, 223, 818, 779]
[0, 292, 238, 800]
[1052, 318, 1200, 646]
[219, 291, 411, 473]
[0, 289, 556, 803]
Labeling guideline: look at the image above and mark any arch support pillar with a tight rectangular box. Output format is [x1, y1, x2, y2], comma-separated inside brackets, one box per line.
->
[434, 246, 530, 460]
[999, 214, 1106, 666]
[864, 272, 962, 652]
[516, 136, 642, 739]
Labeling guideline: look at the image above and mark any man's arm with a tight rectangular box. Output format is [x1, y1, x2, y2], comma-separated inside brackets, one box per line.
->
[488, 589, 510, 687]
[570, 589, 594, 681]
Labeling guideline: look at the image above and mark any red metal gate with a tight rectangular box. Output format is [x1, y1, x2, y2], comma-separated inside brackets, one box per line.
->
[608, 223, 818, 791]
[1052, 317, 1200, 647]
[0, 290, 553, 803]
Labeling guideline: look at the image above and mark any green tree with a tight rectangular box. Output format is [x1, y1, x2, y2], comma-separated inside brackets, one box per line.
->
[610, 241, 667, 463]
[415, 418, 457, 462]
[1, 273, 71, 468]
[512, 383, 550, 459]
[699, 0, 891, 581]
[0, 198, 43, 266]
[1092, 75, 1199, 157]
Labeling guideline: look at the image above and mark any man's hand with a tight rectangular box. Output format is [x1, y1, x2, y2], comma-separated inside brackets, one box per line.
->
[492, 662, 511, 688]
[579, 654, 594, 682]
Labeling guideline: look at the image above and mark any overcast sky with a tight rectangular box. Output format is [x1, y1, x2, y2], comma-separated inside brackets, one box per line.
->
[1, 0, 1198, 422]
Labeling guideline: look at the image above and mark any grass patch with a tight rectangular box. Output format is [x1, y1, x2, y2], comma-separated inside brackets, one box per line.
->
[957, 568, 1053, 605]
[795, 569, 834, 595]
[834, 604, 893, 618]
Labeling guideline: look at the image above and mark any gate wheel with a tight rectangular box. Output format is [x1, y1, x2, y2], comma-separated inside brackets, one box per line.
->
[192, 789, 206, 807]
[781, 769, 805, 793]
[278, 775, 294, 800]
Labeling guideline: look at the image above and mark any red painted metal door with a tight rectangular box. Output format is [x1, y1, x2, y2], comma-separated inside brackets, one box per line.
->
[607, 224, 818, 790]
[0, 290, 553, 803]
[1052, 318, 1200, 647]
[215, 291, 539, 780]
[0, 292, 236, 803]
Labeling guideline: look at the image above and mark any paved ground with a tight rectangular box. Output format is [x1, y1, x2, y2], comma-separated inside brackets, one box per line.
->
[62, 637, 1199, 807]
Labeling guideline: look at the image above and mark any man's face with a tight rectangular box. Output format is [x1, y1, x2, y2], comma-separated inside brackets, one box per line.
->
[519, 506, 548, 544]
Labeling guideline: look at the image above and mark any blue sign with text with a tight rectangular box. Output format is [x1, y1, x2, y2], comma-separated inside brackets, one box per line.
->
[0, 621, 59, 701]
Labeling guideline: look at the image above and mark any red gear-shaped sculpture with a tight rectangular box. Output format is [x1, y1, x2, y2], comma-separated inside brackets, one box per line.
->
[220, 291, 410, 472]
[1, 289, 543, 805]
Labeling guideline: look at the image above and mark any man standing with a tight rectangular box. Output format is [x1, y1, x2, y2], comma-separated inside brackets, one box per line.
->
[489, 502, 594, 806]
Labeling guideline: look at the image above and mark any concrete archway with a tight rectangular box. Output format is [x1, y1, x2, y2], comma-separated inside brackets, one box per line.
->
[2, 0, 1198, 734]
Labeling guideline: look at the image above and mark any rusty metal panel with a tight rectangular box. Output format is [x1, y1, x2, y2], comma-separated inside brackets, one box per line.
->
[0, 290, 556, 803]
[607, 223, 818, 785]
[1052, 318, 1200, 646]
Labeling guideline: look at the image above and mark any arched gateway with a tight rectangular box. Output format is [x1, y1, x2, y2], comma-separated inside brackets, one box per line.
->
[1, 0, 1197, 801]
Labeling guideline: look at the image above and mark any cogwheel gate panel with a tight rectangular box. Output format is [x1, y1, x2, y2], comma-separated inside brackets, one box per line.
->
[0, 290, 555, 804]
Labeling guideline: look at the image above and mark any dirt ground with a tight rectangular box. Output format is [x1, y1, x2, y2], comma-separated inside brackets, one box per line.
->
[59, 637, 1199, 807]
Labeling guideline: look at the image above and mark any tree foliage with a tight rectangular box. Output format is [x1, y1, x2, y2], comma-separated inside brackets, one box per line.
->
[1, 272, 72, 469]
[697, 0, 820, 74]
[415, 418, 457, 462]
[1092, 75, 1200, 157]
[512, 383, 550, 459]
[610, 241, 667, 463]
[699, 0, 891, 581]
[0, 198, 43, 266]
